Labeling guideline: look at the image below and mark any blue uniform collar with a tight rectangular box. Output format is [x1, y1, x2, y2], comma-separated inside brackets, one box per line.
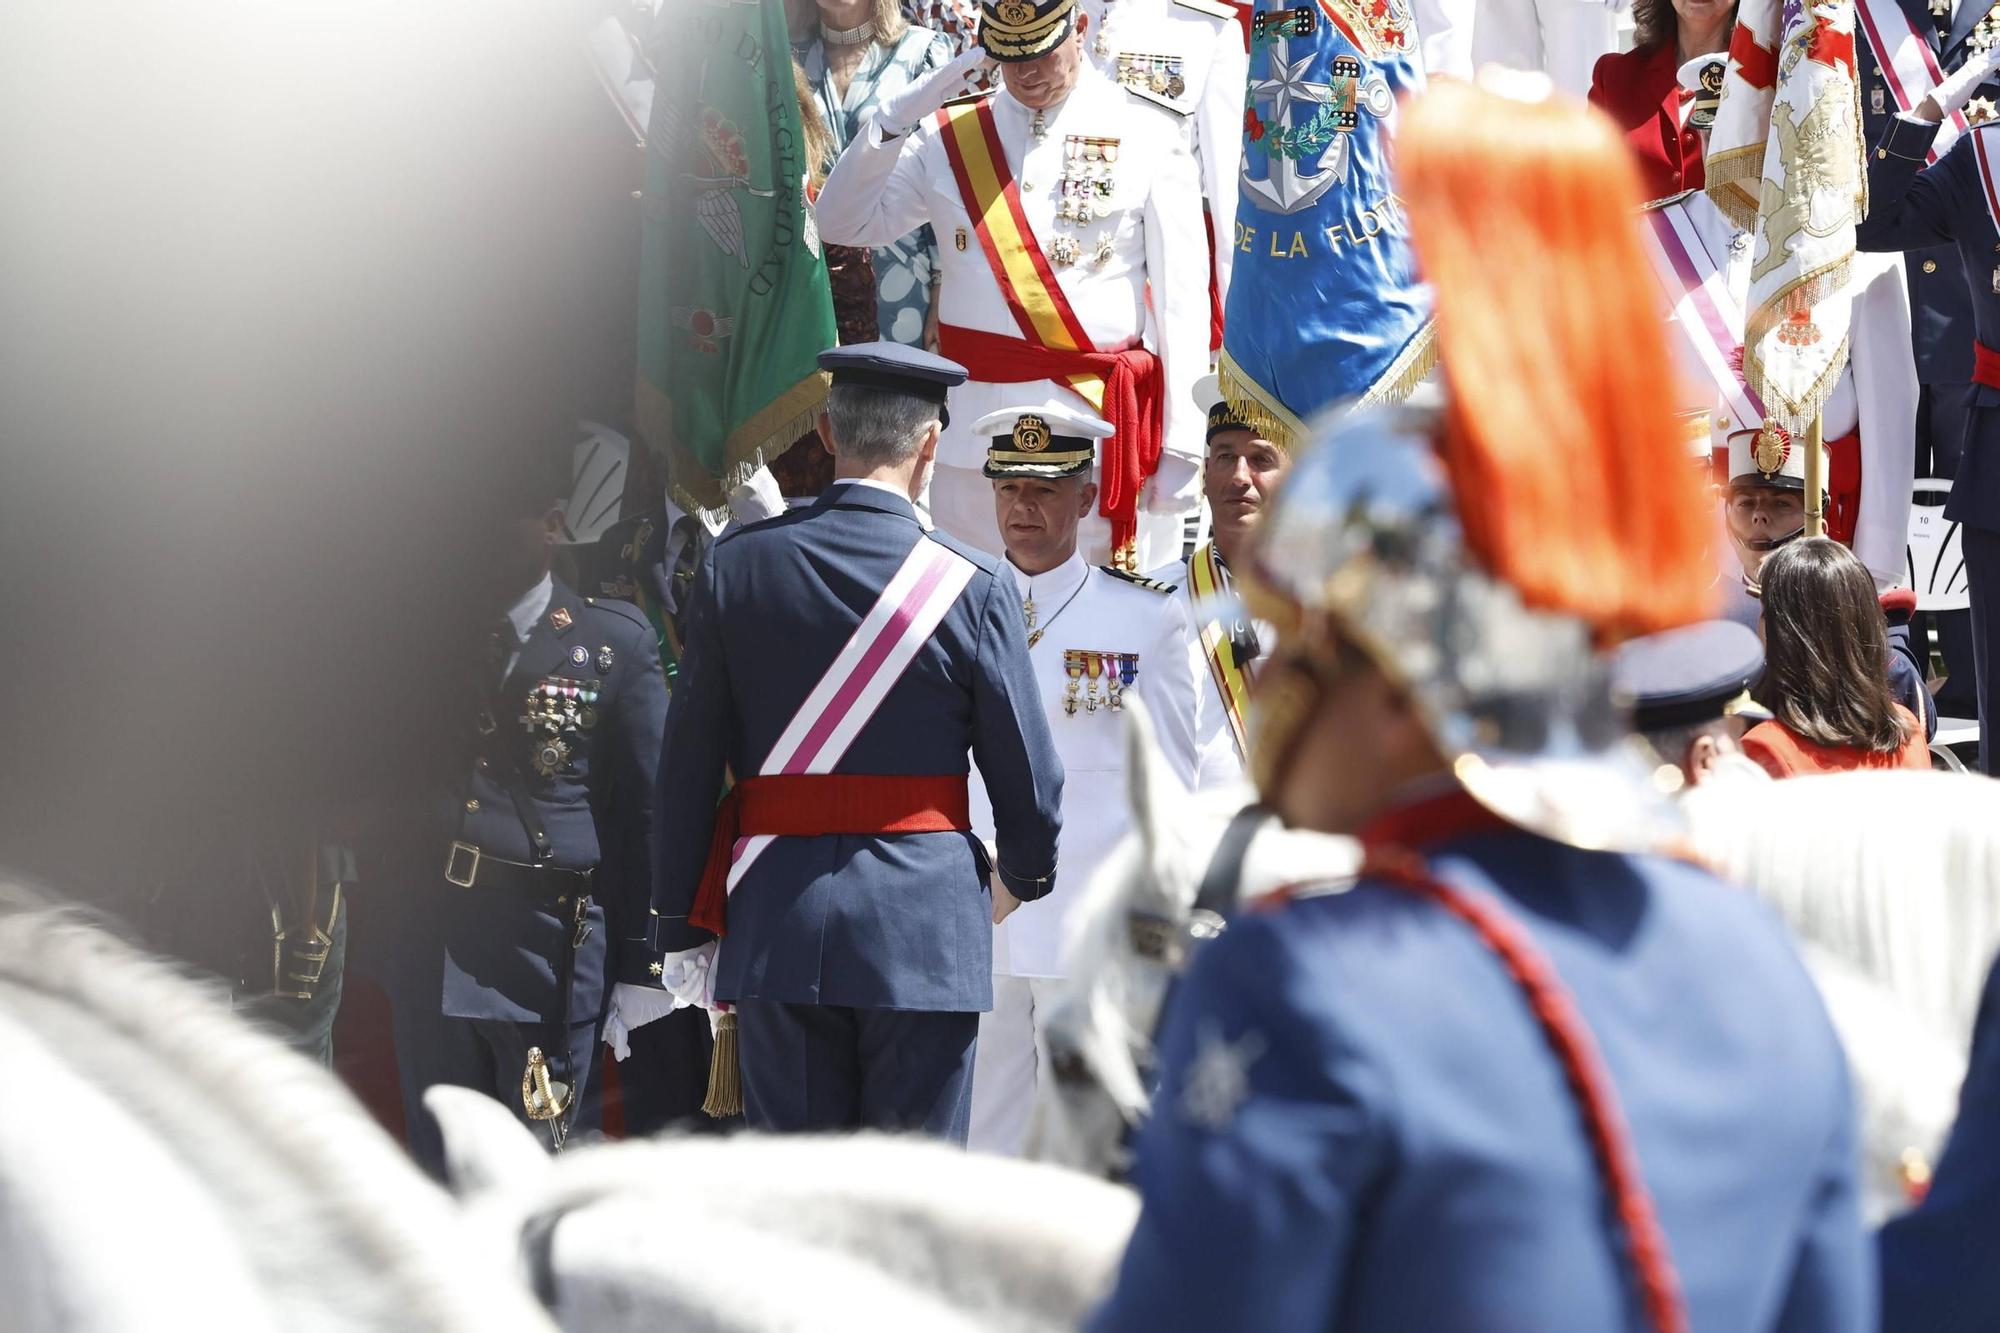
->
[815, 478, 921, 522]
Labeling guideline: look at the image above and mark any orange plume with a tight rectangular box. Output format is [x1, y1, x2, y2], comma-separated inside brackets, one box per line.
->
[1395, 78, 1717, 642]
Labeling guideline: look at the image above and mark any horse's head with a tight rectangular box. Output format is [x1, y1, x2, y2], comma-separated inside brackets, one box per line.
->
[1027, 698, 1237, 1176]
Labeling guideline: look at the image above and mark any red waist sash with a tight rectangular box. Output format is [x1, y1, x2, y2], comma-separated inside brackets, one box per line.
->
[689, 774, 972, 935]
[1975, 339, 2000, 390]
[938, 322, 1164, 559]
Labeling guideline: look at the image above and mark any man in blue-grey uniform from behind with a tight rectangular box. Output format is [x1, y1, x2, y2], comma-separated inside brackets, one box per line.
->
[650, 342, 1064, 1143]
[388, 455, 671, 1173]
[1857, 42, 2000, 771]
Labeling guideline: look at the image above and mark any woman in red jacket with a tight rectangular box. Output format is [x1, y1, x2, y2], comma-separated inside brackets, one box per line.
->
[1587, 1, 1736, 199]
[1743, 538, 1931, 778]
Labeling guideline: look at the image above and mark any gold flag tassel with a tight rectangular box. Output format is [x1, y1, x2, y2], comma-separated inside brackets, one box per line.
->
[702, 1010, 743, 1118]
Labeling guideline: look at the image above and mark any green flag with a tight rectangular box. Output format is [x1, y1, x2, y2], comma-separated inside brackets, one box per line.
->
[637, 0, 836, 509]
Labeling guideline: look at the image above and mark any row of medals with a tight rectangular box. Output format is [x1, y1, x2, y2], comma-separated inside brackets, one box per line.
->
[1062, 649, 1140, 716]
[522, 675, 604, 777]
[1049, 135, 1121, 269]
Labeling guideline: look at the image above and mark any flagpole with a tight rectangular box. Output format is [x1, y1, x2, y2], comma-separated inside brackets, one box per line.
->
[1804, 412, 1825, 538]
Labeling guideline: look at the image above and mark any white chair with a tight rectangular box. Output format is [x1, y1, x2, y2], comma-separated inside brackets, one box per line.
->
[1907, 478, 1979, 749]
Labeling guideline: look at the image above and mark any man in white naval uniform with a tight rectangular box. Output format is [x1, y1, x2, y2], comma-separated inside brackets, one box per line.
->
[1646, 57, 1919, 595]
[1419, 0, 1621, 95]
[1150, 375, 1286, 792]
[962, 404, 1199, 1156]
[813, 0, 1209, 571]
[1080, 0, 1247, 342]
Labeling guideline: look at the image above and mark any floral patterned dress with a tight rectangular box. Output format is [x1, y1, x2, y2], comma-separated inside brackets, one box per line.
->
[798, 25, 955, 346]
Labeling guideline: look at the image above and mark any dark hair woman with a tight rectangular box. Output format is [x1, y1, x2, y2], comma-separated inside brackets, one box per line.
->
[1587, 1, 1737, 198]
[1743, 537, 1930, 777]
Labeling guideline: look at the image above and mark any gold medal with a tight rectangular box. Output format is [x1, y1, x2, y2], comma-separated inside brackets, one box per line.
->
[1062, 650, 1083, 716]
[532, 737, 571, 777]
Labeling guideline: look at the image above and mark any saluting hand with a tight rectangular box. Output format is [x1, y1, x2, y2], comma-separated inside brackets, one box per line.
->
[1923, 34, 2000, 122]
[875, 46, 996, 138]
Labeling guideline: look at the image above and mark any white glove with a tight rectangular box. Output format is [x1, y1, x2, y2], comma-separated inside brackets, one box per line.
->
[1142, 452, 1203, 514]
[1927, 36, 2000, 119]
[727, 465, 786, 525]
[603, 982, 686, 1061]
[652, 940, 719, 1012]
[873, 46, 993, 138]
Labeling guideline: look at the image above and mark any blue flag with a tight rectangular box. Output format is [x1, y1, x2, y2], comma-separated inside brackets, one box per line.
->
[1222, 1, 1432, 447]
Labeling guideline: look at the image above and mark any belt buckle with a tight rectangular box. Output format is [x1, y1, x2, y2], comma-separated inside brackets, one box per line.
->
[444, 841, 482, 888]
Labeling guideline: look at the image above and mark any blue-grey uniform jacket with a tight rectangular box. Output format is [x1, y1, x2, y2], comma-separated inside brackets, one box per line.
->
[651, 481, 1063, 1012]
[1095, 794, 1869, 1332]
[427, 578, 668, 1026]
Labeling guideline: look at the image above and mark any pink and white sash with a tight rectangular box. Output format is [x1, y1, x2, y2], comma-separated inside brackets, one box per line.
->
[725, 537, 978, 893]
[1855, 0, 1969, 162]
[1640, 197, 1766, 435]
[1971, 127, 2000, 235]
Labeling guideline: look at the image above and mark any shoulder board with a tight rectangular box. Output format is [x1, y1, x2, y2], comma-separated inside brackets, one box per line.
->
[1173, 0, 1236, 19]
[940, 87, 998, 110]
[584, 595, 651, 633]
[1119, 83, 1192, 116]
[1099, 565, 1178, 594]
[1640, 188, 1697, 212]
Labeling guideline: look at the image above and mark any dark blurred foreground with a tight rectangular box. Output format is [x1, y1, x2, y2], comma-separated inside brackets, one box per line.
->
[0, 2, 618, 916]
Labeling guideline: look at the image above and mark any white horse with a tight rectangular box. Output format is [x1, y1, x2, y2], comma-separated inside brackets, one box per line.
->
[1682, 769, 2000, 1219]
[0, 878, 1138, 1333]
[0, 880, 554, 1333]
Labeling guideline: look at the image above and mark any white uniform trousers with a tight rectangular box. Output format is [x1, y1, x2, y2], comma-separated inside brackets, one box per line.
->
[928, 462, 1189, 568]
[967, 974, 1062, 1157]
[1469, 0, 1620, 97]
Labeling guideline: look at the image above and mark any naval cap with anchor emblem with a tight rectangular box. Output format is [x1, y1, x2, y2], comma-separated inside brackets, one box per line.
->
[818, 340, 969, 428]
[975, 403, 1113, 478]
[1724, 420, 1826, 494]
[1194, 372, 1279, 448]
[978, 0, 1078, 62]
[1676, 53, 1727, 132]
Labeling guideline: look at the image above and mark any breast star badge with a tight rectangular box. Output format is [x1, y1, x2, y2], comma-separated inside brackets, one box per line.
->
[1968, 96, 1998, 125]
[1179, 1020, 1267, 1131]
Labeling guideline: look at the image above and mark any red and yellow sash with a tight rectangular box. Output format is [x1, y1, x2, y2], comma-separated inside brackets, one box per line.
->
[934, 96, 1106, 411]
[1188, 542, 1251, 762]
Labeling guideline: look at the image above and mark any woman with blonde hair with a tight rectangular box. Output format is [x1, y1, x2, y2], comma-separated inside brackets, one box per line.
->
[792, 0, 953, 348]
[1089, 75, 1866, 1333]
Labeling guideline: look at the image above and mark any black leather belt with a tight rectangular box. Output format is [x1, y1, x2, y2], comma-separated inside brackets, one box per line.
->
[443, 841, 593, 899]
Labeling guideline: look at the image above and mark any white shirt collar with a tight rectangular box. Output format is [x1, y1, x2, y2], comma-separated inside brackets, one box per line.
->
[1006, 548, 1088, 600]
[829, 476, 917, 502]
[506, 572, 554, 644]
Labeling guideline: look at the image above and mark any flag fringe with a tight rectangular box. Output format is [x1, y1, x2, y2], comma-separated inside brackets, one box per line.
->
[638, 369, 830, 512]
[1219, 321, 1437, 454]
[1217, 352, 1308, 453]
[1358, 320, 1438, 409]
[1702, 145, 1767, 231]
